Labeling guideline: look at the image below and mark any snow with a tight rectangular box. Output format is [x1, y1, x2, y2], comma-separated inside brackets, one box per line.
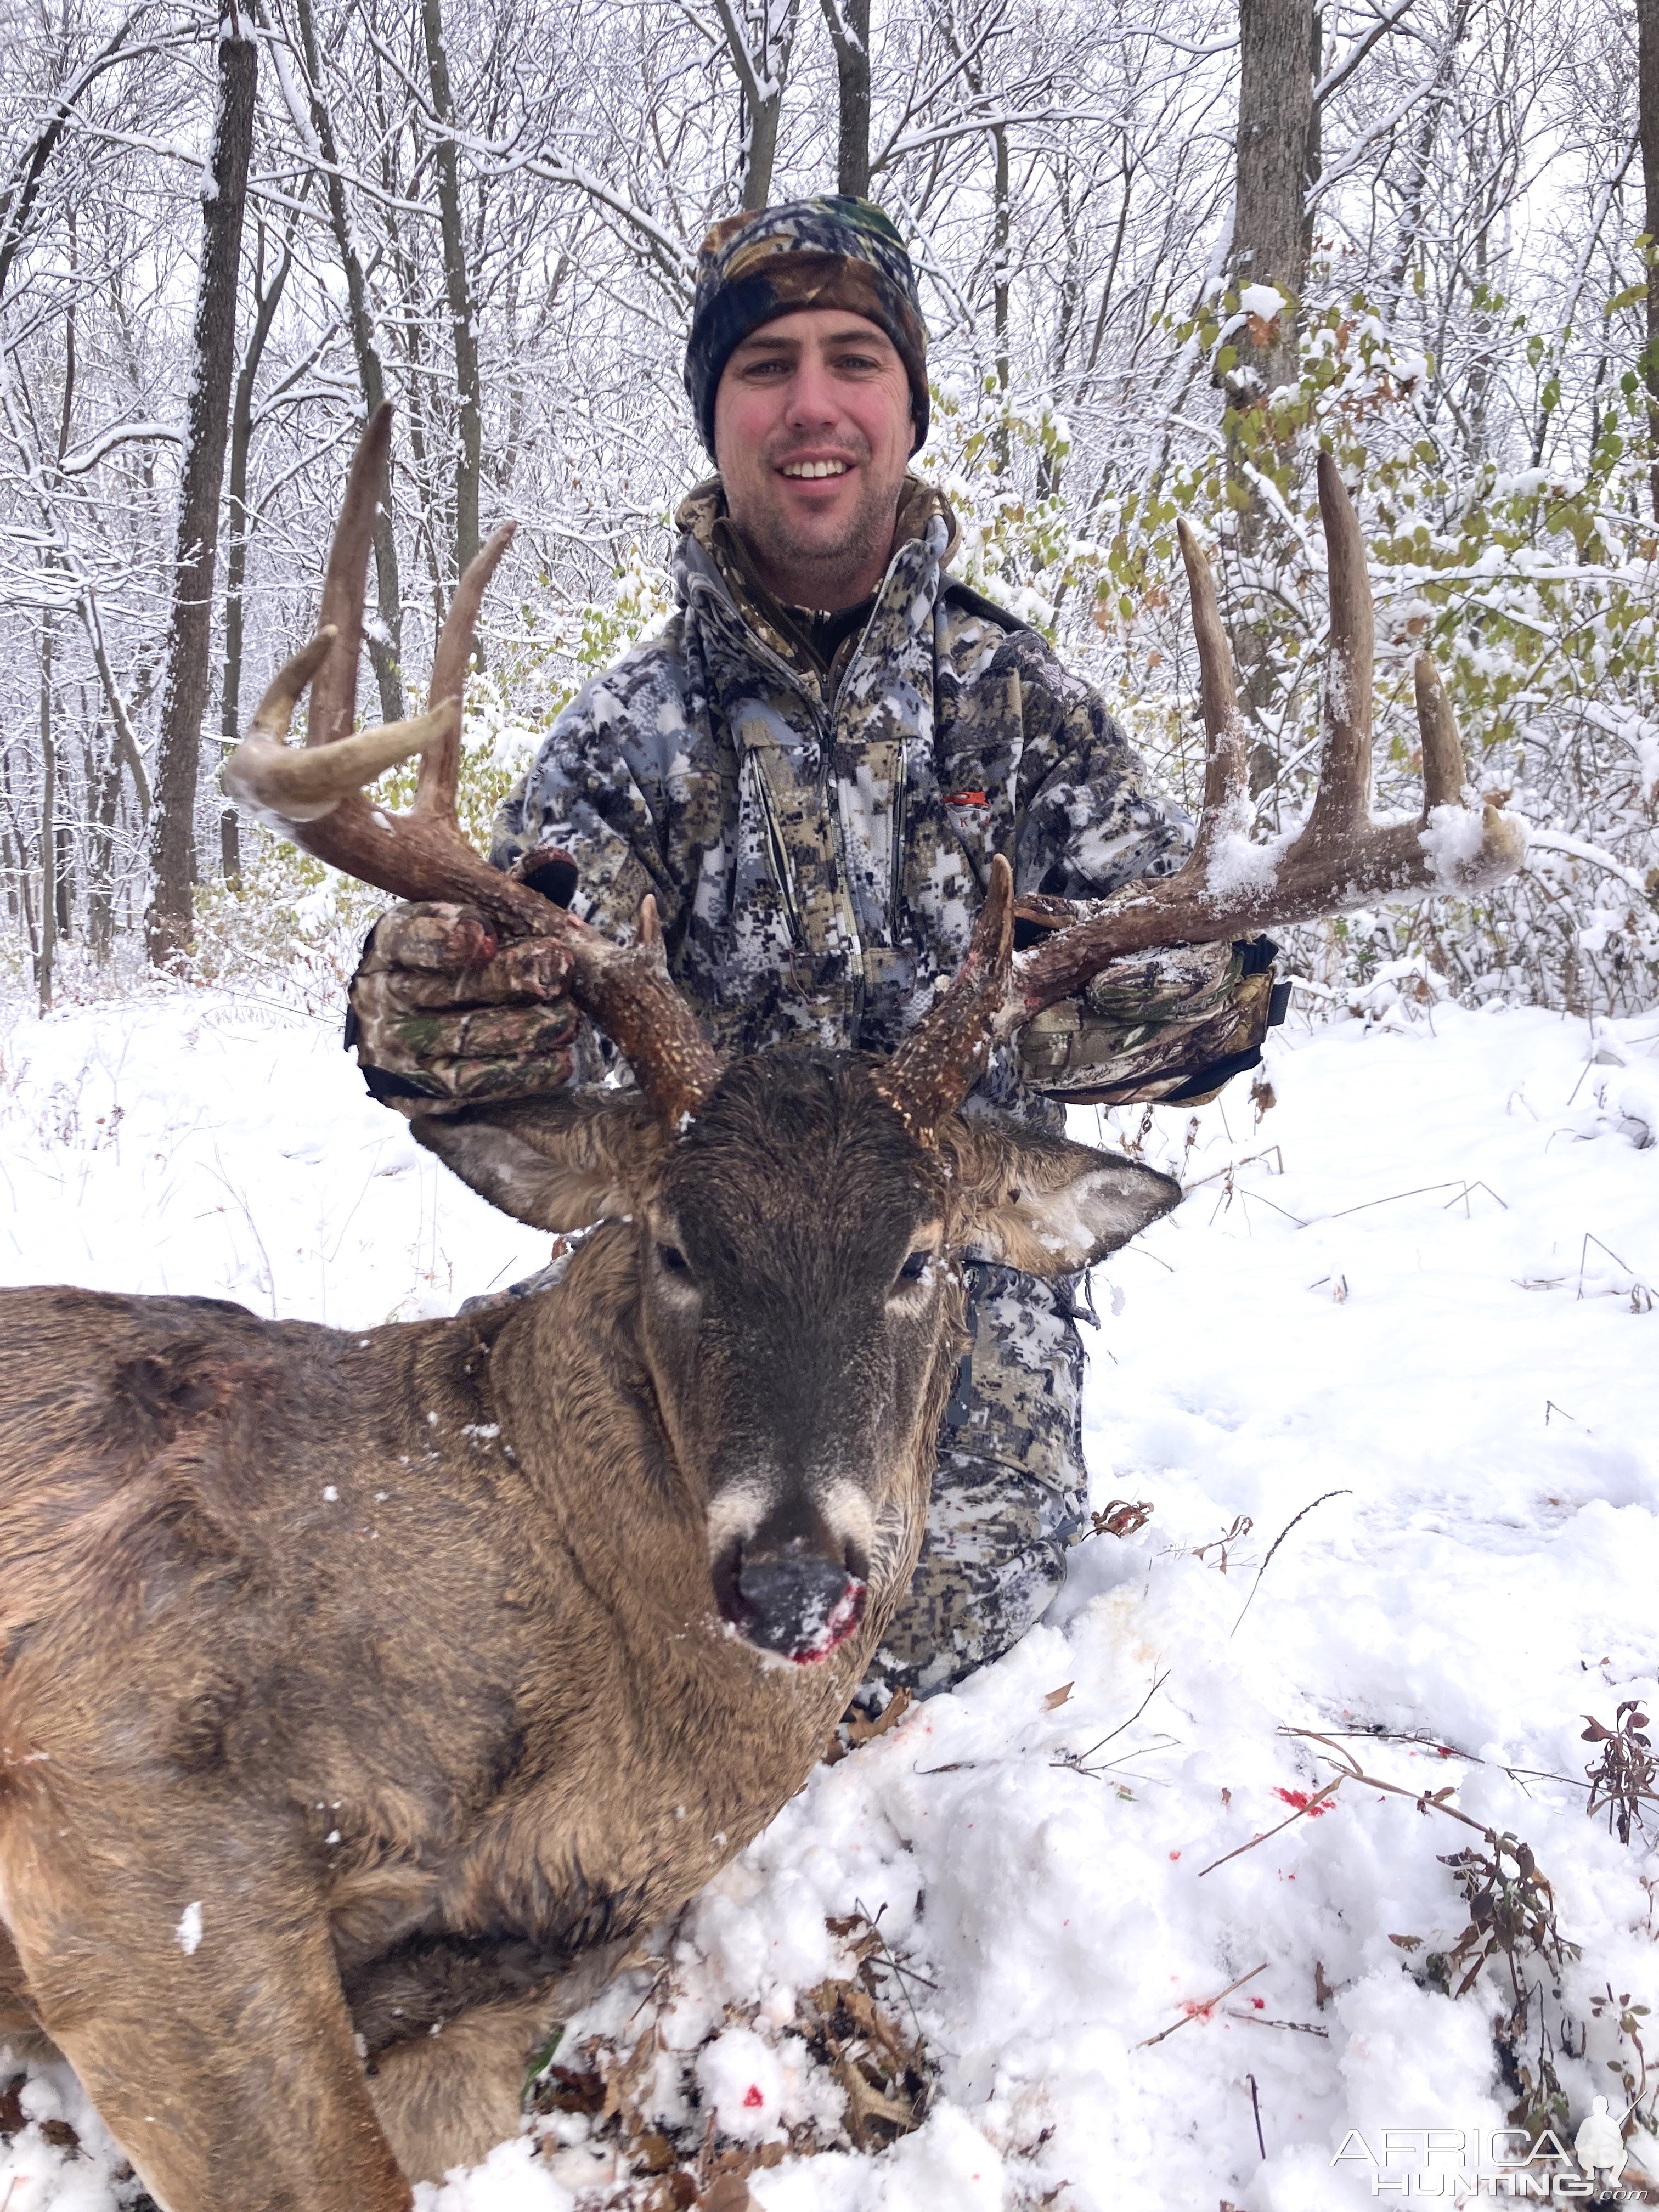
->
[173, 1904, 203, 1957]
[414, 2138, 575, 2212]
[2, 992, 1658, 2206]
[1237, 282, 1289, 324]
[697, 2028, 788, 2142]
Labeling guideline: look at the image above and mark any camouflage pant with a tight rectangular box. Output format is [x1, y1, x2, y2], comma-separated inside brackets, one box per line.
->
[861, 1261, 1091, 1703]
[467, 1254, 1090, 1706]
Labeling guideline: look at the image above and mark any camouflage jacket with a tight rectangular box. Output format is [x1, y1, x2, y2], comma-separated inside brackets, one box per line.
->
[491, 478, 1197, 1108]
[483, 478, 1260, 1697]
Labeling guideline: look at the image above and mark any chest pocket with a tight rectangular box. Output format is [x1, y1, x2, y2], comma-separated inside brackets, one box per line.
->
[736, 712, 862, 962]
[733, 711, 922, 1047]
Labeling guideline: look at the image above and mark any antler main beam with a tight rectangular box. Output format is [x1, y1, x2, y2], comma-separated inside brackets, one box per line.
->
[994, 451, 1526, 1034]
[223, 406, 721, 1125]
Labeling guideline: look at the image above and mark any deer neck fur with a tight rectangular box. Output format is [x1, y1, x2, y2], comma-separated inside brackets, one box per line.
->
[429, 1217, 946, 1945]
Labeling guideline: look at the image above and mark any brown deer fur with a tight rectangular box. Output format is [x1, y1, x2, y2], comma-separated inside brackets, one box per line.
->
[0, 1046, 1177, 2210]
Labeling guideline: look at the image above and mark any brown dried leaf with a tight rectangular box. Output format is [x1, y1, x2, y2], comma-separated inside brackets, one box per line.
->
[1045, 1682, 1074, 1711]
[1092, 1499, 1154, 1539]
[699, 2176, 755, 2212]
[533, 2063, 605, 2117]
[834, 2053, 919, 2140]
[846, 1688, 913, 1748]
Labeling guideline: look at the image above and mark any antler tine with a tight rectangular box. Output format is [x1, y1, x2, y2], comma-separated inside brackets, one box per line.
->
[988, 462, 1527, 1041]
[415, 520, 518, 826]
[223, 411, 725, 1128]
[226, 647, 458, 825]
[309, 402, 393, 749]
[1302, 450, 1375, 847]
[874, 854, 1014, 1142]
[1413, 653, 1467, 811]
[225, 404, 456, 823]
[1175, 518, 1250, 864]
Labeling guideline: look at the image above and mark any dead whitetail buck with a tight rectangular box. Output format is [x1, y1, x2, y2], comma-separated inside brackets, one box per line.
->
[0, 411, 1521, 2210]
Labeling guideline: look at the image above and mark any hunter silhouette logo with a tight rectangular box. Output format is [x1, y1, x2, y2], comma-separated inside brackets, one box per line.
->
[1574, 2098, 1629, 2188]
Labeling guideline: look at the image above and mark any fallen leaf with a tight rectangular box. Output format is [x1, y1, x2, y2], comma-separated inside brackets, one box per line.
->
[846, 1687, 913, 1747]
[1045, 1682, 1074, 1710]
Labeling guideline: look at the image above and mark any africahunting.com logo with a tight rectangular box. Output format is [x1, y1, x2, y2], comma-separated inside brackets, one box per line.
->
[1334, 2104, 1640, 2197]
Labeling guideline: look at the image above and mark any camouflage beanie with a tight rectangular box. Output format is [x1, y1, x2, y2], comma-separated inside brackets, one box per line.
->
[683, 196, 930, 459]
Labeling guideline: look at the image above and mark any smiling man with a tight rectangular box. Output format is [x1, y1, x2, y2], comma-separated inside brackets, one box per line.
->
[347, 196, 1285, 1701]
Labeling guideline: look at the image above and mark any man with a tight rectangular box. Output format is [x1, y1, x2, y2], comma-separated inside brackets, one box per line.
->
[347, 197, 1284, 1700]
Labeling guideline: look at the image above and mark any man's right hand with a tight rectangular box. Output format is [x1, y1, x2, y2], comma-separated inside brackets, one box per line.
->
[346, 901, 582, 1108]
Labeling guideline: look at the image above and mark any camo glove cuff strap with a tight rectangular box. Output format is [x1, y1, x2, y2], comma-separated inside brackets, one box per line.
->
[1017, 936, 1289, 1108]
[346, 901, 583, 1111]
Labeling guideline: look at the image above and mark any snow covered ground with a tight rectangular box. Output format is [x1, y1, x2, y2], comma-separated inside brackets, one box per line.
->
[1, 988, 1657, 2211]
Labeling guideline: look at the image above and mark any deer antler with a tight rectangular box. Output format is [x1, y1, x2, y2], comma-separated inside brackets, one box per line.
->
[991, 450, 1527, 1035]
[223, 405, 721, 1126]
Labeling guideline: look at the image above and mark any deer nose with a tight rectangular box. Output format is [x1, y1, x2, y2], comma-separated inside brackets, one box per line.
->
[720, 1537, 866, 1664]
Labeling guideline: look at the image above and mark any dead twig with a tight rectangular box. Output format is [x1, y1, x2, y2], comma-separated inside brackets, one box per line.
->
[1321, 1178, 1467, 1222]
[1231, 1491, 1351, 1637]
[1054, 1668, 1170, 1773]
[1184, 1145, 1285, 1191]
[1246, 2072, 1266, 2159]
[1223, 2007, 1330, 2037]
[1198, 1778, 1345, 1877]
[1136, 1963, 1267, 2049]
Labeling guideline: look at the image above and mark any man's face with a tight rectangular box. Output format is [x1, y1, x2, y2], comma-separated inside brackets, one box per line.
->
[712, 308, 915, 609]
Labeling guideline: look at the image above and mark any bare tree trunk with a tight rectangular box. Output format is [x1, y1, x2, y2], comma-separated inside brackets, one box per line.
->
[218, 216, 293, 882]
[2, 757, 39, 973]
[38, 621, 55, 1011]
[287, 0, 404, 721]
[712, 0, 800, 211]
[0, 15, 141, 308]
[1640, 0, 1659, 520]
[1225, 0, 1314, 732]
[820, 0, 870, 198]
[144, 24, 257, 967]
[1229, 0, 1313, 397]
[86, 730, 120, 962]
[421, 0, 482, 586]
[991, 119, 1011, 472]
[1379, 1, 1468, 326]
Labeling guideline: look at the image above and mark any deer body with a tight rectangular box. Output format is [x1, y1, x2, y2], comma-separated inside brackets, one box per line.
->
[0, 1051, 1170, 2208]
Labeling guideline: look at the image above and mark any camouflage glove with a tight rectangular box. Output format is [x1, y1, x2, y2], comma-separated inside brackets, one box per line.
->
[1017, 936, 1289, 1107]
[345, 901, 583, 1110]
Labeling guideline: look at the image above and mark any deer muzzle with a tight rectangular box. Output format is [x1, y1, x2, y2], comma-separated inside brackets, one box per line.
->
[713, 1528, 868, 1664]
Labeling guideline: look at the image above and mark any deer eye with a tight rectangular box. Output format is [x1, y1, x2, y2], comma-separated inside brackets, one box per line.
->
[896, 1249, 930, 1284]
[656, 1243, 691, 1277]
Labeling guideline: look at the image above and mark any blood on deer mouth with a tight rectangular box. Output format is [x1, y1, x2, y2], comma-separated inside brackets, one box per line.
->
[787, 1576, 867, 1664]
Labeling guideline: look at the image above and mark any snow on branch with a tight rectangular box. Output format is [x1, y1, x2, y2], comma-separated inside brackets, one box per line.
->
[58, 421, 183, 476]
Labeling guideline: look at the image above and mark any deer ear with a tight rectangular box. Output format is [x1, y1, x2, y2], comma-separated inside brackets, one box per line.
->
[944, 1114, 1182, 1276]
[409, 1093, 668, 1231]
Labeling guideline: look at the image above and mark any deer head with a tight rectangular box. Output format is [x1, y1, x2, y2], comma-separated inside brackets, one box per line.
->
[407, 870, 1177, 1663]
